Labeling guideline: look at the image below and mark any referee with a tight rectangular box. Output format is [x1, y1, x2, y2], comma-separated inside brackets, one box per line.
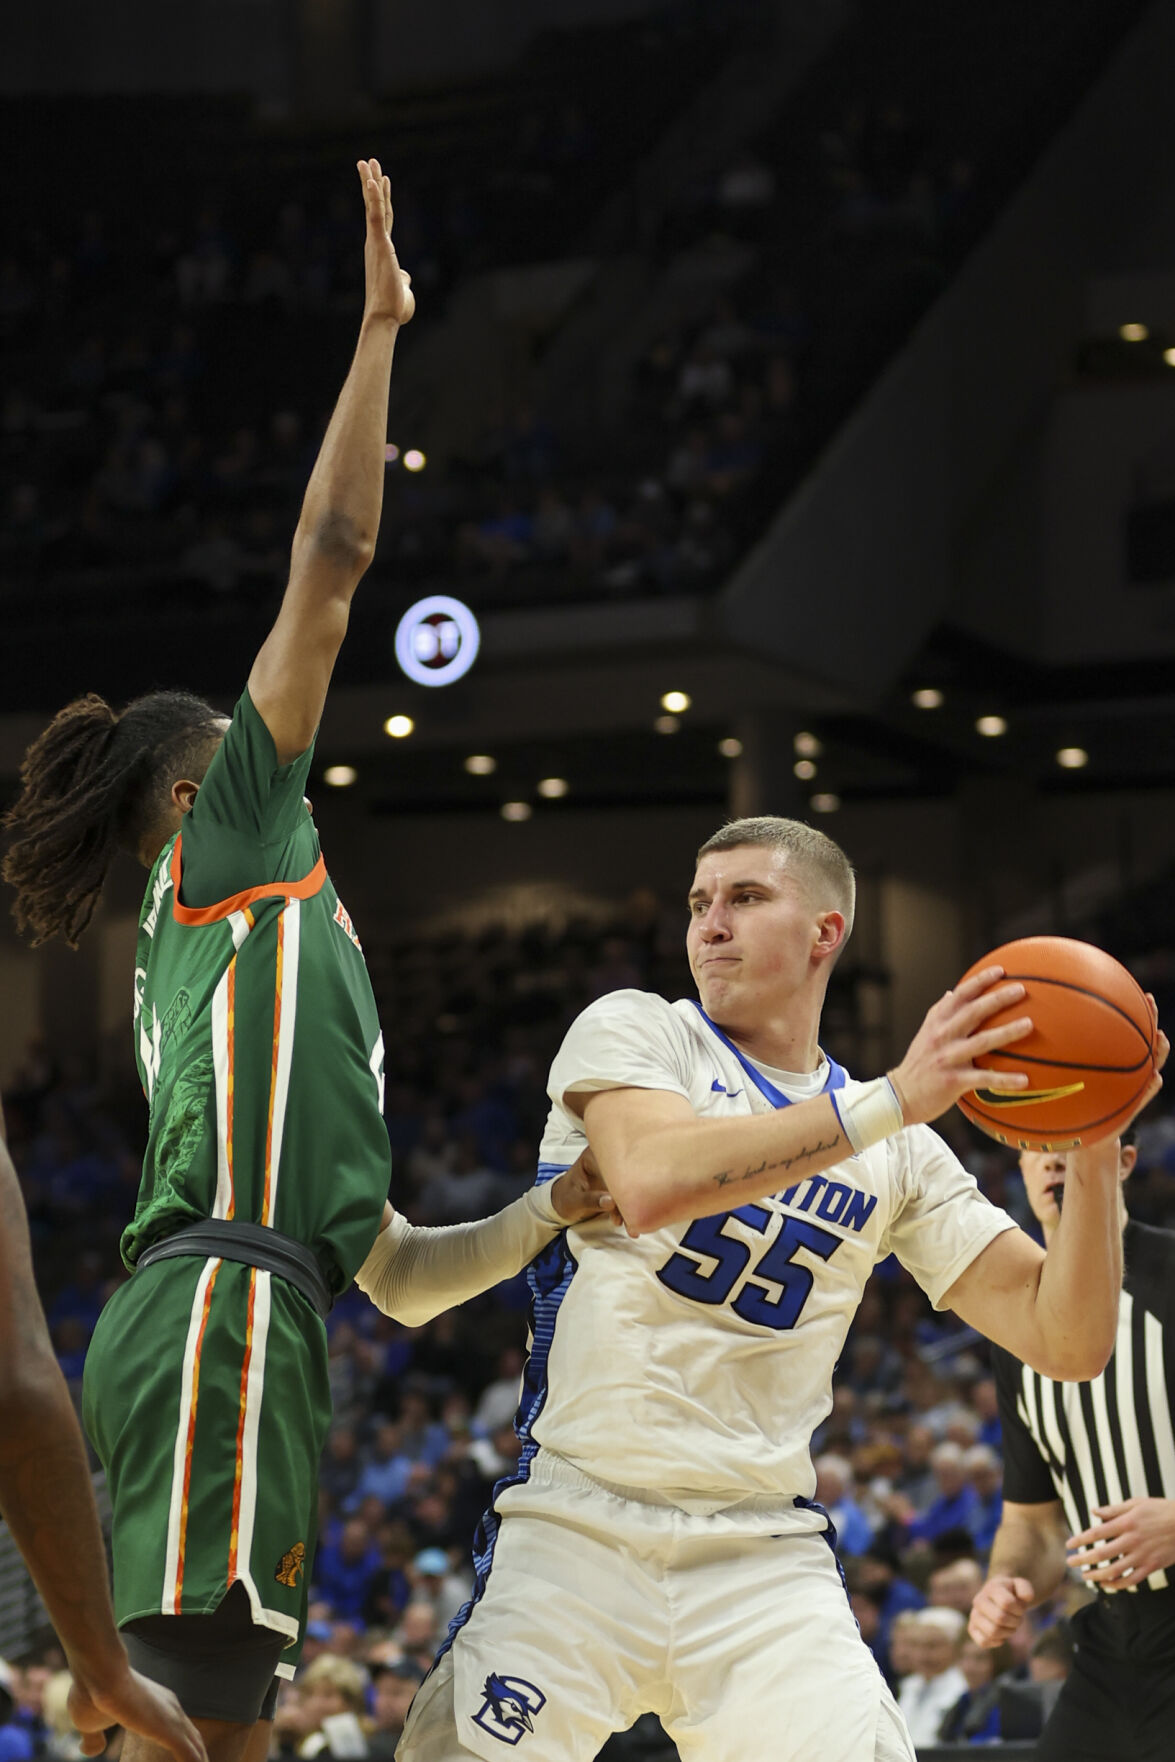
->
[969, 1129, 1175, 1760]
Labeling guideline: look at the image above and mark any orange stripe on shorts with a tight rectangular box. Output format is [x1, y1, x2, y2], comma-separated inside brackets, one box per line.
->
[227, 1268, 258, 1582]
[262, 910, 284, 1227]
[174, 1260, 221, 1607]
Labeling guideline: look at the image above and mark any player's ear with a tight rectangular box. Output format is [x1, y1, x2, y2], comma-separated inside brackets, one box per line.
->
[814, 910, 846, 961]
[1119, 1142, 1138, 1181]
[171, 778, 200, 816]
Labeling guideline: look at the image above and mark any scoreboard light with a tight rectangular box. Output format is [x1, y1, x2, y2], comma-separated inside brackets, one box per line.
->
[394, 595, 481, 687]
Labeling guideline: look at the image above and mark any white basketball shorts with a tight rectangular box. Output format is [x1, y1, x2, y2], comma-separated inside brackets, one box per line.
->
[399, 1451, 915, 1762]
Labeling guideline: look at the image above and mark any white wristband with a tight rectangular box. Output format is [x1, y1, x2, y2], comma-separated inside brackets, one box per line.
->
[830, 1076, 905, 1154]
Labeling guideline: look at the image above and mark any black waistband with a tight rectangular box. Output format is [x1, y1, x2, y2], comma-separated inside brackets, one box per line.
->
[136, 1219, 333, 1320]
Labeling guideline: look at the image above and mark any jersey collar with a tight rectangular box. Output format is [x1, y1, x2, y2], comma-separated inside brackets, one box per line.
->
[689, 1000, 847, 1107]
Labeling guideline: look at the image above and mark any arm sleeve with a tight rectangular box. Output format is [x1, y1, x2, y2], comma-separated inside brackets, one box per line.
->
[354, 1183, 565, 1327]
[991, 1344, 1060, 1504]
[880, 1123, 1019, 1310]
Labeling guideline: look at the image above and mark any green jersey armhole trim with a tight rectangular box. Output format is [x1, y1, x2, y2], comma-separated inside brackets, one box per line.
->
[169, 834, 328, 926]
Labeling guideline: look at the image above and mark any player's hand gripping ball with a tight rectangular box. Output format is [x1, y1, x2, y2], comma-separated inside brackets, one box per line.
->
[956, 936, 1158, 1150]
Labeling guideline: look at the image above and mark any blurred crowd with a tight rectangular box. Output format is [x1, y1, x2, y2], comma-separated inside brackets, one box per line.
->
[0, 1, 1162, 1751]
[4, 892, 1175, 1758]
[0, 4, 733, 629]
[0, 106, 935, 620]
[3, 0, 1119, 640]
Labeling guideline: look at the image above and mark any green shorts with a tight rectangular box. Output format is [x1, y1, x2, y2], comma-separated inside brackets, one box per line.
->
[83, 1256, 332, 1669]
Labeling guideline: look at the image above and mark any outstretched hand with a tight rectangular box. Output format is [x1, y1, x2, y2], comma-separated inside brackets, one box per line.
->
[550, 1147, 620, 1227]
[357, 158, 414, 326]
[68, 1663, 207, 1762]
[889, 967, 1032, 1126]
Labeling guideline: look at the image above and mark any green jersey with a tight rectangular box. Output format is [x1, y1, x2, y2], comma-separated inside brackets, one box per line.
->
[84, 690, 389, 1647]
[125, 689, 390, 1289]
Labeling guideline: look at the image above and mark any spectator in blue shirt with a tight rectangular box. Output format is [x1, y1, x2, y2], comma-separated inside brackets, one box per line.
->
[964, 1444, 1003, 1553]
[311, 1517, 385, 1621]
[0, 1665, 33, 1762]
[969, 1375, 1002, 1452]
[906, 1442, 979, 1545]
[347, 1402, 443, 1515]
[814, 1453, 874, 1556]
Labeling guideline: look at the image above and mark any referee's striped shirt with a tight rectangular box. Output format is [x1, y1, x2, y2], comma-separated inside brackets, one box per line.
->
[991, 1218, 1175, 1594]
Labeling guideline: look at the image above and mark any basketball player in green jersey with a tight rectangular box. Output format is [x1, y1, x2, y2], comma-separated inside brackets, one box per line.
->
[3, 162, 610, 1762]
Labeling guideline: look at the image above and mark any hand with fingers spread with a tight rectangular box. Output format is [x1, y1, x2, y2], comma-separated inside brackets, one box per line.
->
[888, 967, 1032, 1126]
[356, 157, 414, 326]
[968, 1574, 1035, 1648]
[1066, 1497, 1175, 1589]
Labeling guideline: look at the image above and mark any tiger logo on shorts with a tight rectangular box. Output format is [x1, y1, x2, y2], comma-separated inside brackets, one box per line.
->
[274, 1542, 306, 1587]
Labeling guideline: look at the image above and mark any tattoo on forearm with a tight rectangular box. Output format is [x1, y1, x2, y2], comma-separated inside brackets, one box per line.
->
[711, 1135, 842, 1189]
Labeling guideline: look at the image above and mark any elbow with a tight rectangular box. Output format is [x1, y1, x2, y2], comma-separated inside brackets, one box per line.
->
[298, 512, 377, 576]
[606, 1168, 675, 1238]
[623, 1196, 674, 1236]
[1067, 1337, 1116, 1383]
[1038, 1332, 1116, 1384]
[0, 1353, 63, 1423]
[1068, 1303, 1120, 1380]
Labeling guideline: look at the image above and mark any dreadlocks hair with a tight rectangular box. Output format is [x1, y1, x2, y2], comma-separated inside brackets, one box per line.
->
[2, 690, 225, 948]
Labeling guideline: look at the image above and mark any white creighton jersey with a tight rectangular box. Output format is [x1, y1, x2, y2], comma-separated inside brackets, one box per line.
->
[527, 989, 1016, 1521]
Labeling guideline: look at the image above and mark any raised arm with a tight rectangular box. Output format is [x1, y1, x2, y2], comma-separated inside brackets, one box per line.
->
[941, 1004, 1165, 1381]
[0, 1101, 205, 1762]
[939, 1139, 1122, 1380]
[969, 1500, 1069, 1646]
[247, 159, 415, 763]
[579, 970, 1033, 1235]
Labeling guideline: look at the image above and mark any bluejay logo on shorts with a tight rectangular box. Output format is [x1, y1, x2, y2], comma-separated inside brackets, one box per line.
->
[472, 1673, 547, 1746]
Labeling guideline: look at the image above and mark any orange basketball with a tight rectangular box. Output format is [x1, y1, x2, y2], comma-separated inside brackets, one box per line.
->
[955, 936, 1156, 1150]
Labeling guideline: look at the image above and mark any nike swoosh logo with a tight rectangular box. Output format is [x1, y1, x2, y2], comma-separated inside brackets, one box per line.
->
[711, 1079, 743, 1097]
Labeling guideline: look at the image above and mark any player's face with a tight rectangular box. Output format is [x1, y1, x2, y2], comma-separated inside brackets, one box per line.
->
[687, 845, 833, 1023]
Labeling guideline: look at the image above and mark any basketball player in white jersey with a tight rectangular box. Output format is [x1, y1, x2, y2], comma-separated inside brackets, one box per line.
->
[398, 816, 1165, 1762]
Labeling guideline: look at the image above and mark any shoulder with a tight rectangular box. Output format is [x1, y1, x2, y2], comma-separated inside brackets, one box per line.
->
[548, 991, 697, 1098]
[585, 987, 682, 1021]
[209, 687, 269, 762]
[563, 989, 687, 1040]
[1124, 1218, 1175, 1270]
[200, 688, 313, 794]
[1123, 1218, 1175, 1318]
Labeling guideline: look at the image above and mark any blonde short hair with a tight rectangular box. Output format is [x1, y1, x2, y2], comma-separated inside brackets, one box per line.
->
[298, 1654, 368, 1713]
[697, 816, 856, 940]
[915, 1607, 966, 1642]
[41, 1672, 77, 1742]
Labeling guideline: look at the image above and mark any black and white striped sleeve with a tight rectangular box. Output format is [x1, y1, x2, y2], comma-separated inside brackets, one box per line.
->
[992, 1344, 1059, 1505]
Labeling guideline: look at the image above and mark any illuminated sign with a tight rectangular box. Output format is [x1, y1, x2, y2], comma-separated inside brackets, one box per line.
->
[394, 595, 480, 687]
